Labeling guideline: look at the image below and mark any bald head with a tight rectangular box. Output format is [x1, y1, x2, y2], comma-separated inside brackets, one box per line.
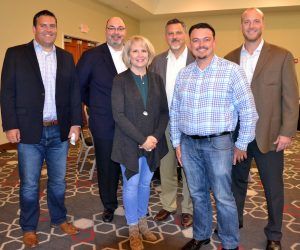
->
[241, 8, 264, 23]
[105, 17, 126, 50]
[241, 8, 264, 43]
[106, 17, 125, 28]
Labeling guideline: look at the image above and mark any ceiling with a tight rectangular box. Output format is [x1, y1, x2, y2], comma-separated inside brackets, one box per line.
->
[96, 0, 300, 20]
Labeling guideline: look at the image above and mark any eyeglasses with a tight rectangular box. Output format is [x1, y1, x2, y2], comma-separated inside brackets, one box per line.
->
[106, 26, 126, 32]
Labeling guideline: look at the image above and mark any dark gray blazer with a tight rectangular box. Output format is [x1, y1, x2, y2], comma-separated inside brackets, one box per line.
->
[149, 48, 195, 85]
[111, 69, 169, 179]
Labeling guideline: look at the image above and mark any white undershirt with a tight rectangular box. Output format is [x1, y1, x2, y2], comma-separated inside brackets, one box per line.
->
[107, 44, 127, 74]
[240, 39, 264, 83]
[166, 46, 188, 108]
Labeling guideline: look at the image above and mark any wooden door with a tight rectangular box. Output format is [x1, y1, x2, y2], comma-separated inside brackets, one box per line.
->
[64, 36, 97, 64]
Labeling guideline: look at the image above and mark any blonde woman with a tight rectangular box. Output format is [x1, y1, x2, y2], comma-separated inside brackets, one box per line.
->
[111, 36, 168, 250]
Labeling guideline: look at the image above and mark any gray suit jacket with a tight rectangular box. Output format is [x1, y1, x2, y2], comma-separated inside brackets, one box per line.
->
[225, 42, 299, 153]
[149, 48, 195, 85]
[111, 69, 169, 179]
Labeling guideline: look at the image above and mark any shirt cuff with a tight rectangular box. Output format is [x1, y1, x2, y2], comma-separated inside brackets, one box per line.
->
[235, 141, 247, 151]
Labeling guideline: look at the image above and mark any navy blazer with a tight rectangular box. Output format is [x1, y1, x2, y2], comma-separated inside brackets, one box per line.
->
[0, 40, 82, 144]
[76, 43, 118, 140]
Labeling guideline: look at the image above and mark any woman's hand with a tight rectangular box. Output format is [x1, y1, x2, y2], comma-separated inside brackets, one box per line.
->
[140, 136, 158, 151]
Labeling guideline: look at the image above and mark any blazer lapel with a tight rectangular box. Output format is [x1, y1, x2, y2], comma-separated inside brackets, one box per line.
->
[251, 42, 271, 83]
[103, 43, 118, 75]
[186, 50, 195, 65]
[161, 53, 168, 86]
[55, 47, 63, 93]
[232, 46, 242, 65]
[25, 41, 43, 84]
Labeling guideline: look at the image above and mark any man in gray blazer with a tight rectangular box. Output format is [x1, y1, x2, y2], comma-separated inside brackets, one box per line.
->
[225, 8, 299, 250]
[149, 18, 194, 228]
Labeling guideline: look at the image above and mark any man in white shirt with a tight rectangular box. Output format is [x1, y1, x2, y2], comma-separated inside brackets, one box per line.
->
[77, 17, 127, 223]
[149, 19, 194, 228]
[225, 8, 299, 250]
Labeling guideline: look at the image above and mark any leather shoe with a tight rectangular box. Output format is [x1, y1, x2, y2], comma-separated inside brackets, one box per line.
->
[102, 209, 114, 222]
[60, 222, 79, 235]
[266, 240, 282, 250]
[182, 238, 210, 250]
[181, 213, 193, 228]
[154, 209, 176, 221]
[23, 232, 38, 248]
[214, 224, 243, 234]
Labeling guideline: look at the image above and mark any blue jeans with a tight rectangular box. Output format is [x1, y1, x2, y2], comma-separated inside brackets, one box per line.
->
[120, 157, 154, 225]
[18, 125, 69, 232]
[181, 134, 239, 249]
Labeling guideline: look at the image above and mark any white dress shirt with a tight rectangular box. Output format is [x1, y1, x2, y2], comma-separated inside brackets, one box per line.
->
[108, 44, 127, 74]
[240, 39, 264, 83]
[166, 46, 188, 108]
[34, 40, 57, 121]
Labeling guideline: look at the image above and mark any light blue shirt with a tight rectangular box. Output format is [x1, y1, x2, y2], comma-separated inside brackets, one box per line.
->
[34, 40, 57, 121]
[170, 55, 258, 151]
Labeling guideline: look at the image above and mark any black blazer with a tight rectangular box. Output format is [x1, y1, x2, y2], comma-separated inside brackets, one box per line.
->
[76, 43, 118, 140]
[111, 69, 169, 179]
[0, 40, 82, 144]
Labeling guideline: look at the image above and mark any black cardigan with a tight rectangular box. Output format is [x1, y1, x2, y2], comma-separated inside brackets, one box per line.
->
[111, 69, 169, 179]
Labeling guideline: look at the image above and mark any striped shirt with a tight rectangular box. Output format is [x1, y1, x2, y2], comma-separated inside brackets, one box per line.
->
[170, 55, 258, 151]
[34, 40, 57, 121]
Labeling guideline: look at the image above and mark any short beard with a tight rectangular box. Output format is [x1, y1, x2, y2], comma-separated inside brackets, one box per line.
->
[196, 55, 207, 60]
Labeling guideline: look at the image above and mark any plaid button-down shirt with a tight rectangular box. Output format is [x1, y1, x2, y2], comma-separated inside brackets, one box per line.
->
[170, 55, 258, 151]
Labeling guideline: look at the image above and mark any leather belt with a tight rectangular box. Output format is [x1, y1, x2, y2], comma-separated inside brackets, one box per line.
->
[43, 120, 58, 127]
[188, 131, 231, 140]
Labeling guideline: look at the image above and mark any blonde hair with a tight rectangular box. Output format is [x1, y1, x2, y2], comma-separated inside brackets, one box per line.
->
[122, 35, 155, 68]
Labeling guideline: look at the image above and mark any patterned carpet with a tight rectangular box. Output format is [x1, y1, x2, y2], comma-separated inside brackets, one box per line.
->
[0, 134, 300, 250]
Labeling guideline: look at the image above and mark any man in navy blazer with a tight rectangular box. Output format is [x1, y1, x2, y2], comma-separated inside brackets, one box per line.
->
[76, 17, 127, 222]
[0, 10, 82, 247]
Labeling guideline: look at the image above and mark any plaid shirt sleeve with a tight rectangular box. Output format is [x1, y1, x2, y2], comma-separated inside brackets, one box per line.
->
[231, 66, 258, 150]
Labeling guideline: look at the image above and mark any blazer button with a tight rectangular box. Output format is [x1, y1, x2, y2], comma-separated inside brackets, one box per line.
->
[42, 93, 45, 96]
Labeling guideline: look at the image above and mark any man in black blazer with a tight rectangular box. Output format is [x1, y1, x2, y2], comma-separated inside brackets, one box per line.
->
[0, 10, 82, 248]
[76, 17, 127, 222]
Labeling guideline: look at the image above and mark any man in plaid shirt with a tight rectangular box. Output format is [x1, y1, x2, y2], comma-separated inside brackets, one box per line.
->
[170, 23, 258, 250]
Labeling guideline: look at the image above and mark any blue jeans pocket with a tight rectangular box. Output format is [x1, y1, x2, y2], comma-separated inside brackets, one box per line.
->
[211, 135, 233, 150]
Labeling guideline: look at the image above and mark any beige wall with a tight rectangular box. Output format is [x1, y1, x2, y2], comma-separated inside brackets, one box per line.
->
[140, 10, 300, 84]
[1, 3, 300, 144]
[0, 0, 139, 144]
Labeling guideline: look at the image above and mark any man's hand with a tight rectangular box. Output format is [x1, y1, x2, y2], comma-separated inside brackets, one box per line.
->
[233, 146, 247, 165]
[140, 136, 158, 151]
[274, 135, 292, 152]
[5, 129, 21, 143]
[68, 126, 81, 142]
[175, 146, 183, 167]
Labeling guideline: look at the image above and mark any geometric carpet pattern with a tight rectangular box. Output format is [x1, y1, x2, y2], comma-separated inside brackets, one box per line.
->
[0, 133, 300, 249]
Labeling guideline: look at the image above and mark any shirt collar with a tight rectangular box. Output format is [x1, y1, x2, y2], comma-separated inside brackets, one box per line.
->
[167, 46, 188, 60]
[241, 39, 264, 55]
[194, 54, 218, 72]
[107, 43, 124, 54]
[33, 40, 56, 54]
